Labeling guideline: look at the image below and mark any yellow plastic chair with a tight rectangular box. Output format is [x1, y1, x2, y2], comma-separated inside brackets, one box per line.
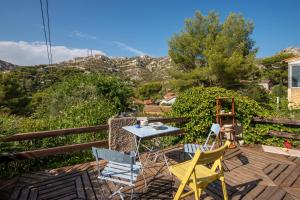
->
[169, 141, 231, 200]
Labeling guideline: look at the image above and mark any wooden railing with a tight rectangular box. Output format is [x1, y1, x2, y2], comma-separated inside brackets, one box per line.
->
[252, 116, 300, 126]
[252, 116, 300, 140]
[0, 117, 187, 162]
[0, 124, 109, 142]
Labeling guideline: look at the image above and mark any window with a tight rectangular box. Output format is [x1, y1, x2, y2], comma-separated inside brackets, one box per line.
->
[292, 65, 300, 87]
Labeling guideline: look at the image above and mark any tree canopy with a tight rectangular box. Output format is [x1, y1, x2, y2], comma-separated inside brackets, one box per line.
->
[168, 11, 257, 89]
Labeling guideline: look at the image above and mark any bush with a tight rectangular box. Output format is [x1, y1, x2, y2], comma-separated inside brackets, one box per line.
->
[170, 87, 265, 143]
[137, 82, 162, 100]
[0, 73, 133, 176]
[32, 73, 132, 118]
[238, 84, 271, 108]
[272, 84, 287, 98]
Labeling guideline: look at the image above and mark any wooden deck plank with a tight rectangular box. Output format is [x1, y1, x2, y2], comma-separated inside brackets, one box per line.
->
[274, 164, 297, 186]
[38, 184, 76, 200]
[269, 189, 288, 200]
[281, 166, 300, 187]
[255, 186, 281, 200]
[241, 185, 267, 200]
[268, 164, 289, 180]
[3, 145, 300, 200]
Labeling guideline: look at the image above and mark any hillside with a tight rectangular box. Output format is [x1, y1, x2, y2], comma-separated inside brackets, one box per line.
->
[0, 60, 16, 71]
[280, 47, 300, 55]
[55, 55, 174, 82]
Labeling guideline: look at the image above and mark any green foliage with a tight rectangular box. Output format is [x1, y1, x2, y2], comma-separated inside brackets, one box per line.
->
[170, 87, 265, 143]
[168, 11, 257, 89]
[0, 73, 30, 115]
[259, 53, 293, 85]
[0, 67, 83, 115]
[260, 53, 293, 69]
[272, 83, 287, 98]
[170, 86, 300, 147]
[239, 84, 271, 105]
[244, 124, 300, 148]
[0, 72, 134, 177]
[32, 73, 132, 117]
[137, 82, 162, 100]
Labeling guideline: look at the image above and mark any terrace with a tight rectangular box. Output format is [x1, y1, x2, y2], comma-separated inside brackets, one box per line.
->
[0, 117, 300, 200]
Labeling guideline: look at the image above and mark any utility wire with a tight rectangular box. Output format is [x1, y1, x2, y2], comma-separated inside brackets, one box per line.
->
[45, 0, 53, 64]
[39, 0, 50, 65]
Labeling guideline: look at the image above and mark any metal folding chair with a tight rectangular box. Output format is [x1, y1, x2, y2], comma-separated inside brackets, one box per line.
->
[184, 123, 221, 158]
[92, 147, 142, 200]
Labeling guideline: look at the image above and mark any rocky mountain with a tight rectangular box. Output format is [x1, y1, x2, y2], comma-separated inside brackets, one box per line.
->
[280, 47, 300, 55]
[0, 60, 16, 71]
[55, 55, 174, 82]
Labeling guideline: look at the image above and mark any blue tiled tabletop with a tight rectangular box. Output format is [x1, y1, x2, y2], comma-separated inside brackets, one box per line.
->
[122, 125, 180, 138]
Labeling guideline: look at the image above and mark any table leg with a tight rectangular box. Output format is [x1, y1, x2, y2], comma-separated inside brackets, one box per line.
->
[133, 136, 147, 187]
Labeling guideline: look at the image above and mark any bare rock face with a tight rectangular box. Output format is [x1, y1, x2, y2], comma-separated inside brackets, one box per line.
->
[55, 55, 175, 82]
[0, 60, 16, 71]
[281, 47, 300, 55]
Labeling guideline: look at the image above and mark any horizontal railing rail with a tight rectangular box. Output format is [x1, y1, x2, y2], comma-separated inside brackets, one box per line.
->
[0, 124, 109, 142]
[252, 116, 300, 126]
[0, 140, 108, 162]
[268, 130, 300, 140]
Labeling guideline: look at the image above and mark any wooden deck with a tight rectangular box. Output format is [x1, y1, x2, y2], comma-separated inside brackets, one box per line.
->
[1, 145, 300, 200]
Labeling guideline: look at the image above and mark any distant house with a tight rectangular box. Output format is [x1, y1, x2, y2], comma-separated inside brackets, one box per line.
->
[159, 90, 176, 106]
[160, 96, 176, 106]
[163, 91, 176, 100]
[132, 98, 153, 105]
[285, 56, 300, 109]
[143, 105, 172, 115]
[143, 99, 153, 105]
[258, 80, 272, 91]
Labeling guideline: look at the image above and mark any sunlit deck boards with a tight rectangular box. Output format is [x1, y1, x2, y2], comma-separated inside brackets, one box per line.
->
[1, 145, 300, 200]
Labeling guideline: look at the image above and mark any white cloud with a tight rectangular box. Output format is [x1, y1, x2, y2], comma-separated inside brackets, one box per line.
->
[113, 41, 148, 56]
[69, 31, 96, 40]
[0, 41, 105, 65]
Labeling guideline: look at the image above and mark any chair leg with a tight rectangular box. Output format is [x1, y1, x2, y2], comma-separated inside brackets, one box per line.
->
[197, 188, 203, 200]
[130, 188, 134, 200]
[173, 183, 187, 200]
[220, 176, 228, 200]
[109, 186, 124, 199]
[194, 189, 200, 200]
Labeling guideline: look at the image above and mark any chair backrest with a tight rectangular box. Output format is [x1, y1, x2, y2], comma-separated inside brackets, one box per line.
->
[192, 140, 229, 171]
[204, 123, 221, 150]
[92, 147, 135, 165]
[176, 141, 230, 199]
[196, 140, 230, 165]
[180, 141, 230, 191]
[210, 123, 221, 135]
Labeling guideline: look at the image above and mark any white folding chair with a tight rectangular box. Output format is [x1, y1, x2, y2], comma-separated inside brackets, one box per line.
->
[92, 147, 142, 200]
[184, 123, 221, 158]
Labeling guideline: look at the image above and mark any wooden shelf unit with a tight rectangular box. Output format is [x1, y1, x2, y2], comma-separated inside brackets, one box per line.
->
[216, 97, 237, 147]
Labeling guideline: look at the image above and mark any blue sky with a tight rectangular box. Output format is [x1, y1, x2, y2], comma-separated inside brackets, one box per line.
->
[0, 0, 300, 65]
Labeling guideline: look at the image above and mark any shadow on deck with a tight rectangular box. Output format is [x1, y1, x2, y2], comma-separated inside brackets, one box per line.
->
[1, 145, 300, 200]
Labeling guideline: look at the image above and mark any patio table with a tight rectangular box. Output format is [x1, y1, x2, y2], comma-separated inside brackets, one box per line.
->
[122, 125, 180, 170]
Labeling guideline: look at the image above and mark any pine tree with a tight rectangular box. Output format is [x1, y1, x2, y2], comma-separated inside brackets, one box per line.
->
[168, 11, 257, 89]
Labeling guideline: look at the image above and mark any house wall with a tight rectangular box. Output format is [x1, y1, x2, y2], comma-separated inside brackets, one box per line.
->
[288, 60, 300, 109]
[288, 88, 300, 109]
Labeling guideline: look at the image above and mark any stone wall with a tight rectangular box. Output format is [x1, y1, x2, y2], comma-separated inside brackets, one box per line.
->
[108, 117, 136, 152]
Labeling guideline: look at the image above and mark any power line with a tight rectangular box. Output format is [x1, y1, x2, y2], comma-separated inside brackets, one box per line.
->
[45, 0, 53, 64]
[39, 0, 50, 65]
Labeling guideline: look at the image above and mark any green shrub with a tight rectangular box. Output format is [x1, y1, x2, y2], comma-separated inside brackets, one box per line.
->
[137, 82, 162, 100]
[0, 73, 133, 176]
[170, 87, 266, 143]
